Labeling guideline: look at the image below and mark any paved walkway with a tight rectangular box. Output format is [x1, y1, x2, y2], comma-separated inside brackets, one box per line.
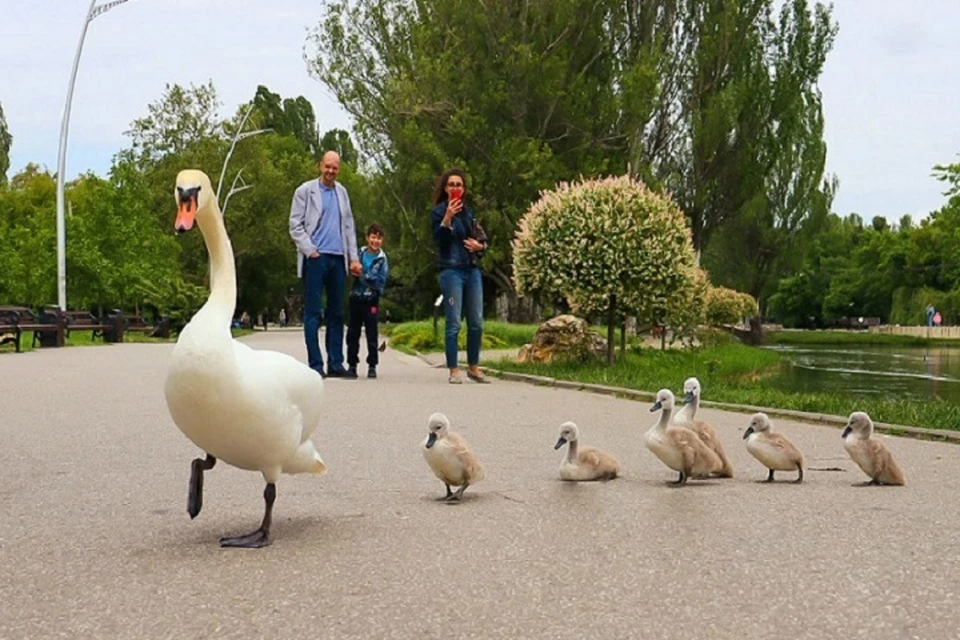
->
[2, 331, 960, 639]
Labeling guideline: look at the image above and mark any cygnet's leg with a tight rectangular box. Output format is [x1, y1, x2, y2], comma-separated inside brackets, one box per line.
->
[220, 483, 275, 549]
[794, 466, 804, 484]
[436, 484, 454, 501]
[766, 469, 775, 483]
[187, 454, 217, 519]
[446, 483, 470, 502]
[669, 470, 687, 486]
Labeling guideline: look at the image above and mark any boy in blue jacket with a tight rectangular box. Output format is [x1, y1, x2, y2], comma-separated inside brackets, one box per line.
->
[346, 224, 389, 379]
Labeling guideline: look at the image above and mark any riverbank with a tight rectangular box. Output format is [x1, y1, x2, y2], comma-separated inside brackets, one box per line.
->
[484, 344, 960, 433]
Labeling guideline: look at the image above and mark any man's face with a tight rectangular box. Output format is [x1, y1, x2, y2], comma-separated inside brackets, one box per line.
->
[320, 156, 340, 186]
[367, 232, 384, 252]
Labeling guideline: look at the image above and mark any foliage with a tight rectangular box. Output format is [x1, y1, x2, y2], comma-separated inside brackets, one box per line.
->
[384, 320, 537, 353]
[125, 81, 222, 168]
[513, 175, 700, 362]
[0, 101, 11, 186]
[320, 129, 358, 165]
[252, 85, 322, 159]
[307, 0, 626, 316]
[704, 285, 759, 326]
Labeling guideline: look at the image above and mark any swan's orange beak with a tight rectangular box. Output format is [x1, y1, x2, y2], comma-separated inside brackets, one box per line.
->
[175, 196, 197, 234]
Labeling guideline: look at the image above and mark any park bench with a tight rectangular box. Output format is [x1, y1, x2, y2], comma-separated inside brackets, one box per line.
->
[0, 306, 65, 352]
[121, 313, 171, 340]
[57, 309, 118, 342]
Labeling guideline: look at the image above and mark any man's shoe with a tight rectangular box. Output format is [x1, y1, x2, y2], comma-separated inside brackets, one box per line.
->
[343, 367, 359, 379]
[326, 368, 345, 378]
[367, 366, 377, 379]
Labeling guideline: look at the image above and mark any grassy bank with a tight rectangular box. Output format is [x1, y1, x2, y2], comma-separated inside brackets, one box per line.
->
[487, 343, 960, 432]
[384, 320, 537, 354]
[765, 330, 937, 347]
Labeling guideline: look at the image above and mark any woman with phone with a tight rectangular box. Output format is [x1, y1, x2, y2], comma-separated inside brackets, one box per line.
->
[431, 168, 490, 384]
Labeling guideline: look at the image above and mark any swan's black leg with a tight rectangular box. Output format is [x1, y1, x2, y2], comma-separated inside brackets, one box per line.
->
[794, 466, 804, 484]
[187, 454, 216, 519]
[445, 483, 470, 502]
[436, 484, 454, 501]
[766, 469, 775, 483]
[220, 483, 276, 549]
[669, 470, 687, 486]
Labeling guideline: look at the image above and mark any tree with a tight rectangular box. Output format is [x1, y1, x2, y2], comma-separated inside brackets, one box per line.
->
[0, 101, 11, 186]
[252, 86, 322, 158]
[513, 176, 699, 364]
[308, 0, 625, 318]
[320, 128, 357, 165]
[124, 81, 222, 168]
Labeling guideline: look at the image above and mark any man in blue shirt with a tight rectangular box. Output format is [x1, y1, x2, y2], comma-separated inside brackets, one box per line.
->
[289, 151, 361, 378]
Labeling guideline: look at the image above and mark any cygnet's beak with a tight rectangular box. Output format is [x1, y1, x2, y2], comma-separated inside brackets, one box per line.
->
[425, 432, 437, 449]
[743, 426, 755, 440]
[841, 426, 852, 439]
[683, 391, 695, 404]
[554, 437, 567, 450]
[650, 400, 662, 413]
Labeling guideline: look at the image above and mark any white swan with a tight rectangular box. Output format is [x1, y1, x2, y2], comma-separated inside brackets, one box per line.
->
[164, 170, 327, 548]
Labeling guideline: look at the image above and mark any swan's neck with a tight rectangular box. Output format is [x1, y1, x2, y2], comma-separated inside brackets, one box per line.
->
[197, 203, 236, 323]
[655, 407, 673, 431]
[566, 439, 579, 463]
[688, 394, 700, 418]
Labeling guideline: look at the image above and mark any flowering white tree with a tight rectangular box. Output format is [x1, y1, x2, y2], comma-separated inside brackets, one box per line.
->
[513, 176, 700, 364]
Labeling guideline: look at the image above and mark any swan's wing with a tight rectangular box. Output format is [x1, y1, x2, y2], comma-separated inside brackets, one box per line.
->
[764, 433, 804, 465]
[233, 340, 324, 441]
[446, 432, 485, 483]
[577, 447, 602, 469]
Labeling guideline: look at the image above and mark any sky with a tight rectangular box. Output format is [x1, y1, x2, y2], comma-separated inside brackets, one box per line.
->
[1, 1, 959, 222]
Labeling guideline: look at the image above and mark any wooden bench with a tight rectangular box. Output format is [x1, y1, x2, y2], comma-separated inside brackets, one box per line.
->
[60, 309, 116, 342]
[0, 306, 65, 352]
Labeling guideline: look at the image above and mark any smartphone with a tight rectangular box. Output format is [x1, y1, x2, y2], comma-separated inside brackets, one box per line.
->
[450, 187, 463, 204]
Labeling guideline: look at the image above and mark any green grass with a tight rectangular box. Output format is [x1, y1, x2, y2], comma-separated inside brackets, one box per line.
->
[383, 320, 537, 354]
[488, 342, 960, 432]
[0, 327, 252, 354]
[766, 330, 938, 347]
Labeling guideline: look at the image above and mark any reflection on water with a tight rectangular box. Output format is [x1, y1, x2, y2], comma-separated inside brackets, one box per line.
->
[763, 344, 960, 403]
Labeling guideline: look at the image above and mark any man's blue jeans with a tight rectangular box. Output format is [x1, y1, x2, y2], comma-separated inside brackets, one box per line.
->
[439, 267, 483, 369]
[303, 253, 346, 373]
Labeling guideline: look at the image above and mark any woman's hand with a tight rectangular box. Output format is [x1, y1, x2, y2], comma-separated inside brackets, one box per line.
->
[464, 238, 484, 253]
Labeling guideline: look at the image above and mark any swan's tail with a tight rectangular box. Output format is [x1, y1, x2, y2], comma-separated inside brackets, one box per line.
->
[284, 441, 328, 476]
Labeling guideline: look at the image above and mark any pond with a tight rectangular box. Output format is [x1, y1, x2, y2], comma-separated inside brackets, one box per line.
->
[764, 343, 960, 404]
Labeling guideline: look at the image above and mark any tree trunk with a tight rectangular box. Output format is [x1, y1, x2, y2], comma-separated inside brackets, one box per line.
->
[607, 294, 616, 366]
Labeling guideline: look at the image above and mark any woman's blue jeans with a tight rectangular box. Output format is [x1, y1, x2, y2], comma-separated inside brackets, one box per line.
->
[439, 267, 483, 369]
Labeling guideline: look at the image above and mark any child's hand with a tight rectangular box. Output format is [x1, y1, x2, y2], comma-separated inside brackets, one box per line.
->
[349, 260, 362, 276]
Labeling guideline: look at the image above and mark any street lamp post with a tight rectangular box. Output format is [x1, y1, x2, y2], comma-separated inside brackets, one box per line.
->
[56, 0, 131, 310]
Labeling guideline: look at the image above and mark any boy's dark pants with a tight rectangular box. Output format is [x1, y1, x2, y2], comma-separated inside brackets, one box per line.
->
[347, 296, 380, 367]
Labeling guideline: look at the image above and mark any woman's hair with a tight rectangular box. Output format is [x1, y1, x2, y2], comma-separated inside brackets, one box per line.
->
[433, 168, 467, 205]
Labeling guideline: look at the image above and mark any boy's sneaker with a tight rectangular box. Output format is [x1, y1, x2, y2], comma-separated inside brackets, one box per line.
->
[367, 366, 377, 379]
[343, 366, 359, 379]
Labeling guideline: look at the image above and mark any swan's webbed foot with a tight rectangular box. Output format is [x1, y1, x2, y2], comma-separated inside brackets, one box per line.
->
[187, 454, 216, 519]
[444, 483, 469, 502]
[221, 482, 275, 549]
[220, 528, 270, 549]
[794, 467, 804, 484]
[668, 471, 687, 487]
